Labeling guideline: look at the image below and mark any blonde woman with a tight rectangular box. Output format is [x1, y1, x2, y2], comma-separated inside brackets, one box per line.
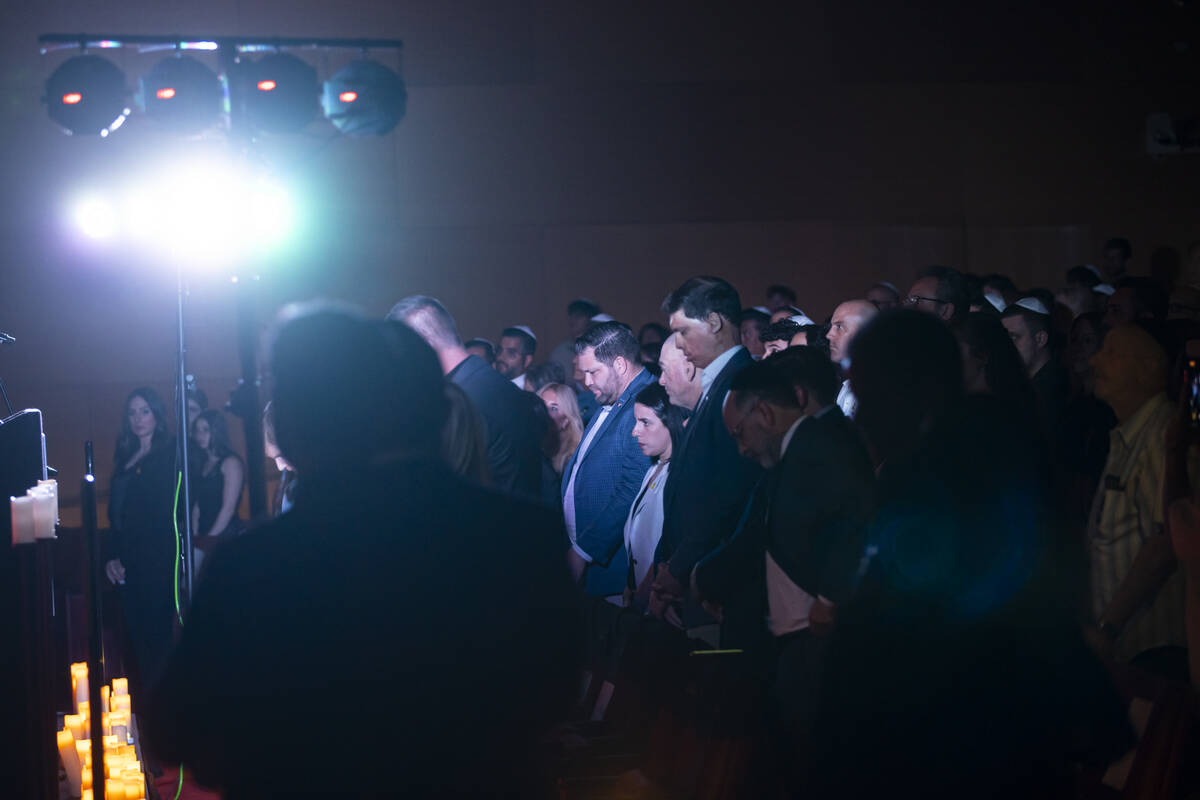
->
[538, 383, 583, 476]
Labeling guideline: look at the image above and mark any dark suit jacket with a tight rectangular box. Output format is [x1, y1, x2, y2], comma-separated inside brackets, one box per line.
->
[561, 369, 655, 596]
[146, 458, 580, 799]
[694, 407, 876, 646]
[449, 354, 543, 498]
[658, 347, 761, 583]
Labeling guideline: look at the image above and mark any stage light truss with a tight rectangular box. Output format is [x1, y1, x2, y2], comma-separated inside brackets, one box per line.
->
[38, 33, 405, 138]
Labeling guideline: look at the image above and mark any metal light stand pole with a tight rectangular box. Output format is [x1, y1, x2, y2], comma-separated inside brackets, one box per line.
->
[82, 441, 107, 800]
[176, 264, 196, 603]
[222, 42, 267, 521]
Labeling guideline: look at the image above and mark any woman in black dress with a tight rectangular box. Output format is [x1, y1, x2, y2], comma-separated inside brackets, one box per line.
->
[189, 409, 245, 565]
[104, 387, 179, 704]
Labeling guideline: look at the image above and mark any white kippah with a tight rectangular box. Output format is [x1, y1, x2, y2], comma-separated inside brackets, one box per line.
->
[789, 313, 816, 326]
[1093, 283, 1116, 296]
[878, 281, 899, 293]
[1014, 297, 1049, 315]
[983, 291, 1007, 313]
[512, 325, 537, 341]
[1083, 264, 1102, 280]
[752, 305, 771, 315]
[470, 337, 494, 348]
[590, 313, 614, 323]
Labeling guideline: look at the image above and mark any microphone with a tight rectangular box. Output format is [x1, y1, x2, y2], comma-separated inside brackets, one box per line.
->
[0, 332, 13, 343]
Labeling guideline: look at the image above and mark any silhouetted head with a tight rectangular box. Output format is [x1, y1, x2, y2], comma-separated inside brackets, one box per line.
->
[268, 303, 447, 483]
[849, 309, 965, 464]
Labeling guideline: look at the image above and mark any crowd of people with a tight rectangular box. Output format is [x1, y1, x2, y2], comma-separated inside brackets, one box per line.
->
[97, 235, 1200, 797]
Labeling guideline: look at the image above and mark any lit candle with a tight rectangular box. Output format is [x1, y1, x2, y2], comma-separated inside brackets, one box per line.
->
[28, 487, 56, 539]
[64, 714, 84, 742]
[73, 664, 89, 714]
[10, 495, 35, 544]
[78, 702, 89, 736]
[57, 730, 83, 797]
[123, 778, 144, 799]
[111, 713, 128, 744]
[112, 677, 128, 696]
[101, 686, 110, 715]
[112, 694, 132, 715]
[83, 790, 93, 800]
[81, 768, 91, 792]
[102, 734, 118, 751]
[106, 778, 126, 800]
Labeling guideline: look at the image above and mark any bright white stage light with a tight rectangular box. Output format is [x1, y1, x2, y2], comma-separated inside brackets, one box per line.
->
[72, 196, 117, 239]
[68, 158, 296, 267]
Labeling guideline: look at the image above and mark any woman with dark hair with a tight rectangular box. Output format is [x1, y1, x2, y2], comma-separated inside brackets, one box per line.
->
[957, 312, 1039, 430]
[623, 382, 684, 604]
[638, 322, 669, 349]
[190, 409, 245, 564]
[104, 386, 179, 712]
[441, 381, 491, 487]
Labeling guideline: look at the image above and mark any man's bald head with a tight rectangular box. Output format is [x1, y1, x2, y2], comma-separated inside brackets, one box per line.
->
[658, 333, 703, 410]
[827, 299, 879, 364]
[1090, 323, 1168, 421]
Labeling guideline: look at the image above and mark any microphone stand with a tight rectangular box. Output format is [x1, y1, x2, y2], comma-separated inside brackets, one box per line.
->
[1, 333, 15, 418]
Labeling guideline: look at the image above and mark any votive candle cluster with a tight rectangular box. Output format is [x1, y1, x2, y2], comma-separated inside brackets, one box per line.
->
[59, 663, 145, 799]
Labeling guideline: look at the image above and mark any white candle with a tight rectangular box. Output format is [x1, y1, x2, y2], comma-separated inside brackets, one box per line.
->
[10, 495, 35, 545]
[74, 666, 90, 715]
[37, 479, 59, 523]
[28, 487, 56, 539]
[57, 729, 83, 797]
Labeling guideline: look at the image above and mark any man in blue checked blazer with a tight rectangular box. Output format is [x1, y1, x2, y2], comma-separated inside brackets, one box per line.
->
[563, 322, 655, 598]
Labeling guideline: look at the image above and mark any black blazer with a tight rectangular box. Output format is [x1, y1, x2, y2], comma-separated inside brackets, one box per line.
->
[658, 347, 761, 582]
[694, 407, 876, 618]
[448, 354, 543, 498]
[146, 459, 580, 798]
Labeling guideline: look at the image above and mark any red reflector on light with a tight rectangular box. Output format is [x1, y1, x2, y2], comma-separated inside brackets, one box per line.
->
[257, 80, 277, 92]
[338, 91, 358, 103]
[156, 87, 176, 100]
[62, 93, 83, 105]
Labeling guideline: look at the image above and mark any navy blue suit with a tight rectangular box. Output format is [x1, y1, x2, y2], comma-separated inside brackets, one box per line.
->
[658, 347, 761, 583]
[561, 369, 655, 596]
[447, 354, 543, 499]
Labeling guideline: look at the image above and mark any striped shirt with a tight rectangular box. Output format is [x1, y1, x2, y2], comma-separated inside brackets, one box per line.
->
[1088, 393, 1188, 662]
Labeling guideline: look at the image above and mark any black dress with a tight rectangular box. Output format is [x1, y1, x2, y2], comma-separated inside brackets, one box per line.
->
[192, 458, 243, 537]
[108, 439, 178, 702]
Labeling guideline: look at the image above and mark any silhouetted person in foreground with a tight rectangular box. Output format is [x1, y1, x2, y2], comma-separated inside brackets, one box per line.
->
[147, 304, 579, 798]
[810, 310, 1130, 799]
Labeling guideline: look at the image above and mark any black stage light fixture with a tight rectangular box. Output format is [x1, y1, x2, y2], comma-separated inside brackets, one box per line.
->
[321, 59, 407, 136]
[139, 55, 222, 134]
[246, 53, 318, 133]
[44, 55, 129, 136]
